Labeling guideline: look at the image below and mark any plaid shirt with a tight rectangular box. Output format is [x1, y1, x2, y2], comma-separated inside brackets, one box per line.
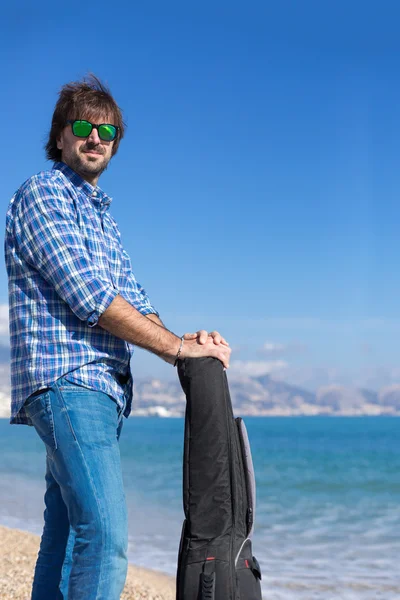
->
[5, 161, 158, 425]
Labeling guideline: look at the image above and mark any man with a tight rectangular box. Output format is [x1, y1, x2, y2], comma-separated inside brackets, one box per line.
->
[5, 75, 231, 600]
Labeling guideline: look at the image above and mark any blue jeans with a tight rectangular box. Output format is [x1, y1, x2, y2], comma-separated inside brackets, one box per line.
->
[24, 376, 128, 599]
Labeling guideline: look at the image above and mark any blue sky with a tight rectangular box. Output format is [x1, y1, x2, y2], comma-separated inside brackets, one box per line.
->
[0, 1, 399, 388]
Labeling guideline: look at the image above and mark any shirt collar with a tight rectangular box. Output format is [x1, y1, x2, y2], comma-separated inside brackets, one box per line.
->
[52, 161, 112, 211]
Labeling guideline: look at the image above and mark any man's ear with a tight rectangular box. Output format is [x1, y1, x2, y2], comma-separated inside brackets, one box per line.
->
[56, 133, 63, 151]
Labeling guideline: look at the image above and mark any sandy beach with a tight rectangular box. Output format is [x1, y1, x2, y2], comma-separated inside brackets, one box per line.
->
[0, 525, 175, 600]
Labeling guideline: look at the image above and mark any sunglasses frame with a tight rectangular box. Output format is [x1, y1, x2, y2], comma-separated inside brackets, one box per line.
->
[66, 119, 119, 142]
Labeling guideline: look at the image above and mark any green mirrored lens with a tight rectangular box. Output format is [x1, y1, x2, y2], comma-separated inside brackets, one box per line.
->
[98, 124, 117, 141]
[72, 120, 92, 137]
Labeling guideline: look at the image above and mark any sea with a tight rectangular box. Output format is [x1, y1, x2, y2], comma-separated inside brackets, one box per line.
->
[0, 416, 399, 600]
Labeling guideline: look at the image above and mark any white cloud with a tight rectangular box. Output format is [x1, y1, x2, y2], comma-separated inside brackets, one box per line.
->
[262, 341, 287, 353]
[230, 360, 288, 378]
[260, 340, 307, 356]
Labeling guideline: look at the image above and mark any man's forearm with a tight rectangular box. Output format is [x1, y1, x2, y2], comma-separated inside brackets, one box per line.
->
[145, 313, 165, 328]
[98, 294, 179, 363]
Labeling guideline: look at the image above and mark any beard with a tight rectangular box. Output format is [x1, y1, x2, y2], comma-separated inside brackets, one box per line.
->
[65, 142, 111, 180]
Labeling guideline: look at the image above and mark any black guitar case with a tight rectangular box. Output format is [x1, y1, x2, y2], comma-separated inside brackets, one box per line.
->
[176, 357, 263, 599]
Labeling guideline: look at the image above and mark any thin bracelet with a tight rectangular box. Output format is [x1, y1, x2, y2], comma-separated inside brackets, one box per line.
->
[174, 336, 184, 367]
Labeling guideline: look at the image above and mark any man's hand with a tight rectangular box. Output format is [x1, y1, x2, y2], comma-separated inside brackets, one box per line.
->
[180, 331, 231, 368]
[183, 330, 229, 346]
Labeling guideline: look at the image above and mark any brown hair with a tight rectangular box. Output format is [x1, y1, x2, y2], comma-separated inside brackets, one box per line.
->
[45, 74, 126, 161]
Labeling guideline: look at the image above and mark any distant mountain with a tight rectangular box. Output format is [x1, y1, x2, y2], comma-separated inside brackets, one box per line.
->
[133, 378, 185, 417]
[315, 385, 380, 415]
[0, 366, 398, 418]
[228, 373, 317, 415]
[379, 385, 400, 410]
[133, 374, 400, 417]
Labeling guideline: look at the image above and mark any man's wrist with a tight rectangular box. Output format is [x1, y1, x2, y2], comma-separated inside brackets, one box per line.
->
[173, 336, 184, 367]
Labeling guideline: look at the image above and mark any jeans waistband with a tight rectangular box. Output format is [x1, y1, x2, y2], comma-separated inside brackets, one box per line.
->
[55, 375, 126, 424]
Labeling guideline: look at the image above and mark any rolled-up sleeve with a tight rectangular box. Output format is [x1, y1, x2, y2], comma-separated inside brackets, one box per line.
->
[13, 176, 118, 326]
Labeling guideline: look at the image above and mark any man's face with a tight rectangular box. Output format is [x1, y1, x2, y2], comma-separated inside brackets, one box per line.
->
[57, 114, 115, 185]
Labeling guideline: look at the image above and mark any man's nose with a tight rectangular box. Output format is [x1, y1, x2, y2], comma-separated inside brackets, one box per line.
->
[87, 126, 101, 144]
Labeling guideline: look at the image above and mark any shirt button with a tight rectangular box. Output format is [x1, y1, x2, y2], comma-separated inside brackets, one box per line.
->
[92, 191, 97, 197]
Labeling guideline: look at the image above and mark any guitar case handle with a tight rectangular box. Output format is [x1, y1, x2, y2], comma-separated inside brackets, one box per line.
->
[200, 559, 216, 600]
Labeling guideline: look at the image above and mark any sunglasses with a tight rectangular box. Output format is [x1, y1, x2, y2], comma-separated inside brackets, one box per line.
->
[66, 119, 119, 142]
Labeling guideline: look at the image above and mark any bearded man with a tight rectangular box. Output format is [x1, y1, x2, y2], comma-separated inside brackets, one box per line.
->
[5, 75, 231, 600]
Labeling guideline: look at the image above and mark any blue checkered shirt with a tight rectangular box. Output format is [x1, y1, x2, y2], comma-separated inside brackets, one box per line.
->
[5, 161, 158, 425]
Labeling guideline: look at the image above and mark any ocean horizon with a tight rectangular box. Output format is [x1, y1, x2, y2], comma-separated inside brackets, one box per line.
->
[0, 416, 399, 600]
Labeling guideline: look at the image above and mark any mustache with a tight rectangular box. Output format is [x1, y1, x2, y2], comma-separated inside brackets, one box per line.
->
[81, 143, 105, 155]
